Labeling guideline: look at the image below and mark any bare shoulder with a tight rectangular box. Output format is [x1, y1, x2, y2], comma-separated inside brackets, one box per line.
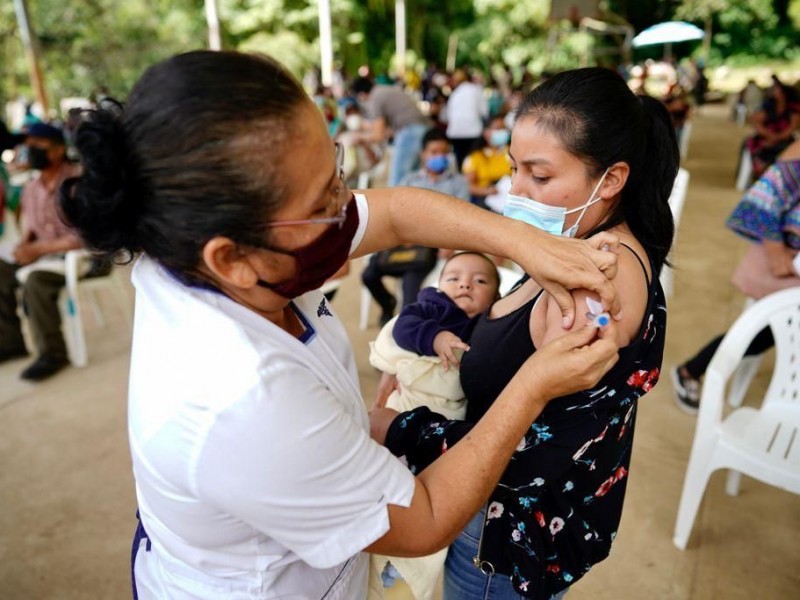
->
[537, 232, 650, 348]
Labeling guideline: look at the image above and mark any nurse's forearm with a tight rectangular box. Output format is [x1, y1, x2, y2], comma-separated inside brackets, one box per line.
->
[356, 187, 533, 261]
[365, 369, 547, 557]
[357, 187, 621, 323]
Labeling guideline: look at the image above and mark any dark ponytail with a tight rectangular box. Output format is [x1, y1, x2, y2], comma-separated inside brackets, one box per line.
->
[60, 50, 309, 282]
[625, 95, 679, 270]
[516, 67, 679, 272]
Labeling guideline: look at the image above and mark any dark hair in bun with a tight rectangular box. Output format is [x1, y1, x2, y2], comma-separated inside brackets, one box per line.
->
[60, 50, 308, 280]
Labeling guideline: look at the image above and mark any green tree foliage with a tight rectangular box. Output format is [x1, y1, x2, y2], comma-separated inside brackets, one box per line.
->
[3, 0, 800, 114]
[2, 0, 207, 108]
[675, 0, 799, 64]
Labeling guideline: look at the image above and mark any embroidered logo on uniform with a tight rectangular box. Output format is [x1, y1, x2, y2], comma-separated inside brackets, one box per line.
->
[317, 299, 333, 317]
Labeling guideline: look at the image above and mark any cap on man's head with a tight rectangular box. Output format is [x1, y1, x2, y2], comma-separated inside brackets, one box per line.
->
[0, 121, 25, 152]
[25, 123, 66, 145]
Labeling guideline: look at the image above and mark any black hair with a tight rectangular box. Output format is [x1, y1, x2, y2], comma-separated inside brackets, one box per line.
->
[516, 67, 678, 272]
[60, 51, 309, 283]
[442, 251, 501, 298]
[351, 76, 374, 96]
[421, 127, 448, 149]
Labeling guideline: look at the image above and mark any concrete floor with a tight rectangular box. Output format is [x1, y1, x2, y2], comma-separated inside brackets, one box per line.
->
[1, 103, 799, 599]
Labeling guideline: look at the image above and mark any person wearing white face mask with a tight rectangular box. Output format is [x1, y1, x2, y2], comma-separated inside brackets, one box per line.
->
[503, 168, 608, 238]
[372, 67, 679, 600]
[338, 104, 382, 186]
[462, 115, 513, 211]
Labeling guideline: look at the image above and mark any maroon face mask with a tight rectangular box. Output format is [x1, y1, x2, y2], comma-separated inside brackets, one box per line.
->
[257, 197, 359, 298]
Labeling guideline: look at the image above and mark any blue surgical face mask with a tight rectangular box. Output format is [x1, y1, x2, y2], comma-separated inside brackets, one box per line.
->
[502, 169, 609, 238]
[489, 129, 510, 148]
[425, 154, 449, 174]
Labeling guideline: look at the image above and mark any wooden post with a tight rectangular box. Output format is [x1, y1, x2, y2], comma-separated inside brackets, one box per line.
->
[318, 0, 333, 87]
[205, 0, 222, 50]
[13, 0, 48, 116]
[446, 32, 458, 73]
[702, 15, 712, 62]
[395, 0, 406, 80]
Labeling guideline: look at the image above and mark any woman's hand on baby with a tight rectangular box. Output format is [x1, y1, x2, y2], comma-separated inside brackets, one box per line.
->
[524, 320, 619, 400]
[518, 230, 621, 330]
[433, 331, 470, 371]
[374, 372, 399, 410]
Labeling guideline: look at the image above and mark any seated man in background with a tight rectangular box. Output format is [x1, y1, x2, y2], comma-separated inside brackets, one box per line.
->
[0, 123, 83, 381]
[362, 127, 469, 326]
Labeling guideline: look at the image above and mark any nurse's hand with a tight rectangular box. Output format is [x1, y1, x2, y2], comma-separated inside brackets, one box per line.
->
[520, 319, 619, 400]
[517, 231, 621, 330]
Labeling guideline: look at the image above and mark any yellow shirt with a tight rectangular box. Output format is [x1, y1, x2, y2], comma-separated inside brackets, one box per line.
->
[462, 147, 512, 188]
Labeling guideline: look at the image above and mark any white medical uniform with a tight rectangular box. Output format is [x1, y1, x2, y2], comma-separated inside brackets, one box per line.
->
[130, 195, 416, 599]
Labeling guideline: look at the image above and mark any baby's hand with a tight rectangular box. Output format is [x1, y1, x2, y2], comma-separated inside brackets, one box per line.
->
[433, 331, 470, 371]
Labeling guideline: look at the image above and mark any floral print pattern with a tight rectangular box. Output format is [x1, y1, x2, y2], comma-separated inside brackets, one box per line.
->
[385, 253, 667, 600]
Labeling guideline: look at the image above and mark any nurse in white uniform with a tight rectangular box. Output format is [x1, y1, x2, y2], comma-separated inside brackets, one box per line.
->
[61, 51, 621, 599]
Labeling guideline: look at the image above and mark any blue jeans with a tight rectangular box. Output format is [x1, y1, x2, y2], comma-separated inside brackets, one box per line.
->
[443, 510, 568, 600]
[388, 123, 428, 187]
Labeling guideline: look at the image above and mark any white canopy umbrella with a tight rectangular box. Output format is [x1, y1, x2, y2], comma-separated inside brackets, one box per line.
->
[632, 21, 704, 59]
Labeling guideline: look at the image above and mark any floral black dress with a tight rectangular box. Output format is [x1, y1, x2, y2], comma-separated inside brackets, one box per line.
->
[385, 248, 666, 599]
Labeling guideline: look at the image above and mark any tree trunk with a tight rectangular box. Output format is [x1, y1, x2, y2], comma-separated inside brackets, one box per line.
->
[702, 14, 712, 61]
[13, 0, 48, 116]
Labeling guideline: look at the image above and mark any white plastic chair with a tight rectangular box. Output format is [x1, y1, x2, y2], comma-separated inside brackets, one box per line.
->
[735, 103, 748, 126]
[673, 288, 800, 550]
[725, 297, 762, 408]
[678, 121, 692, 161]
[60, 249, 133, 367]
[735, 148, 753, 191]
[660, 167, 690, 299]
[1, 208, 22, 246]
[358, 254, 404, 331]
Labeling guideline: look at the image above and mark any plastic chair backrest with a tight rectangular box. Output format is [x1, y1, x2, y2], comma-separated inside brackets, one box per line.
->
[707, 287, 800, 410]
[668, 167, 690, 231]
[661, 168, 690, 298]
[679, 121, 692, 160]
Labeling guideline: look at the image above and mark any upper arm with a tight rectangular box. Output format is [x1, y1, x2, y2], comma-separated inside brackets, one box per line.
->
[538, 246, 649, 348]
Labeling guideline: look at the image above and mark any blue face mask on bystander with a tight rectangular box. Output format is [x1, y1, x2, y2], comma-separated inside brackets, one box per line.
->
[425, 155, 449, 174]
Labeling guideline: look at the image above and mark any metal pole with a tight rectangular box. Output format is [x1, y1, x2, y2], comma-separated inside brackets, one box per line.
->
[395, 0, 406, 80]
[318, 0, 333, 87]
[12, 0, 48, 116]
[205, 0, 222, 51]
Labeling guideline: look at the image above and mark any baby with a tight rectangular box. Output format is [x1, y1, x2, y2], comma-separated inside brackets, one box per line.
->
[368, 252, 500, 600]
[369, 251, 501, 419]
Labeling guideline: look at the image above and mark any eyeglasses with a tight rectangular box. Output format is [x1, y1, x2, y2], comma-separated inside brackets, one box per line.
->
[265, 142, 349, 228]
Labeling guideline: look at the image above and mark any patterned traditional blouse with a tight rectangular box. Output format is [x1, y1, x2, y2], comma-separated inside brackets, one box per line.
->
[726, 158, 800, 250]
[385, 248, 666, 599]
